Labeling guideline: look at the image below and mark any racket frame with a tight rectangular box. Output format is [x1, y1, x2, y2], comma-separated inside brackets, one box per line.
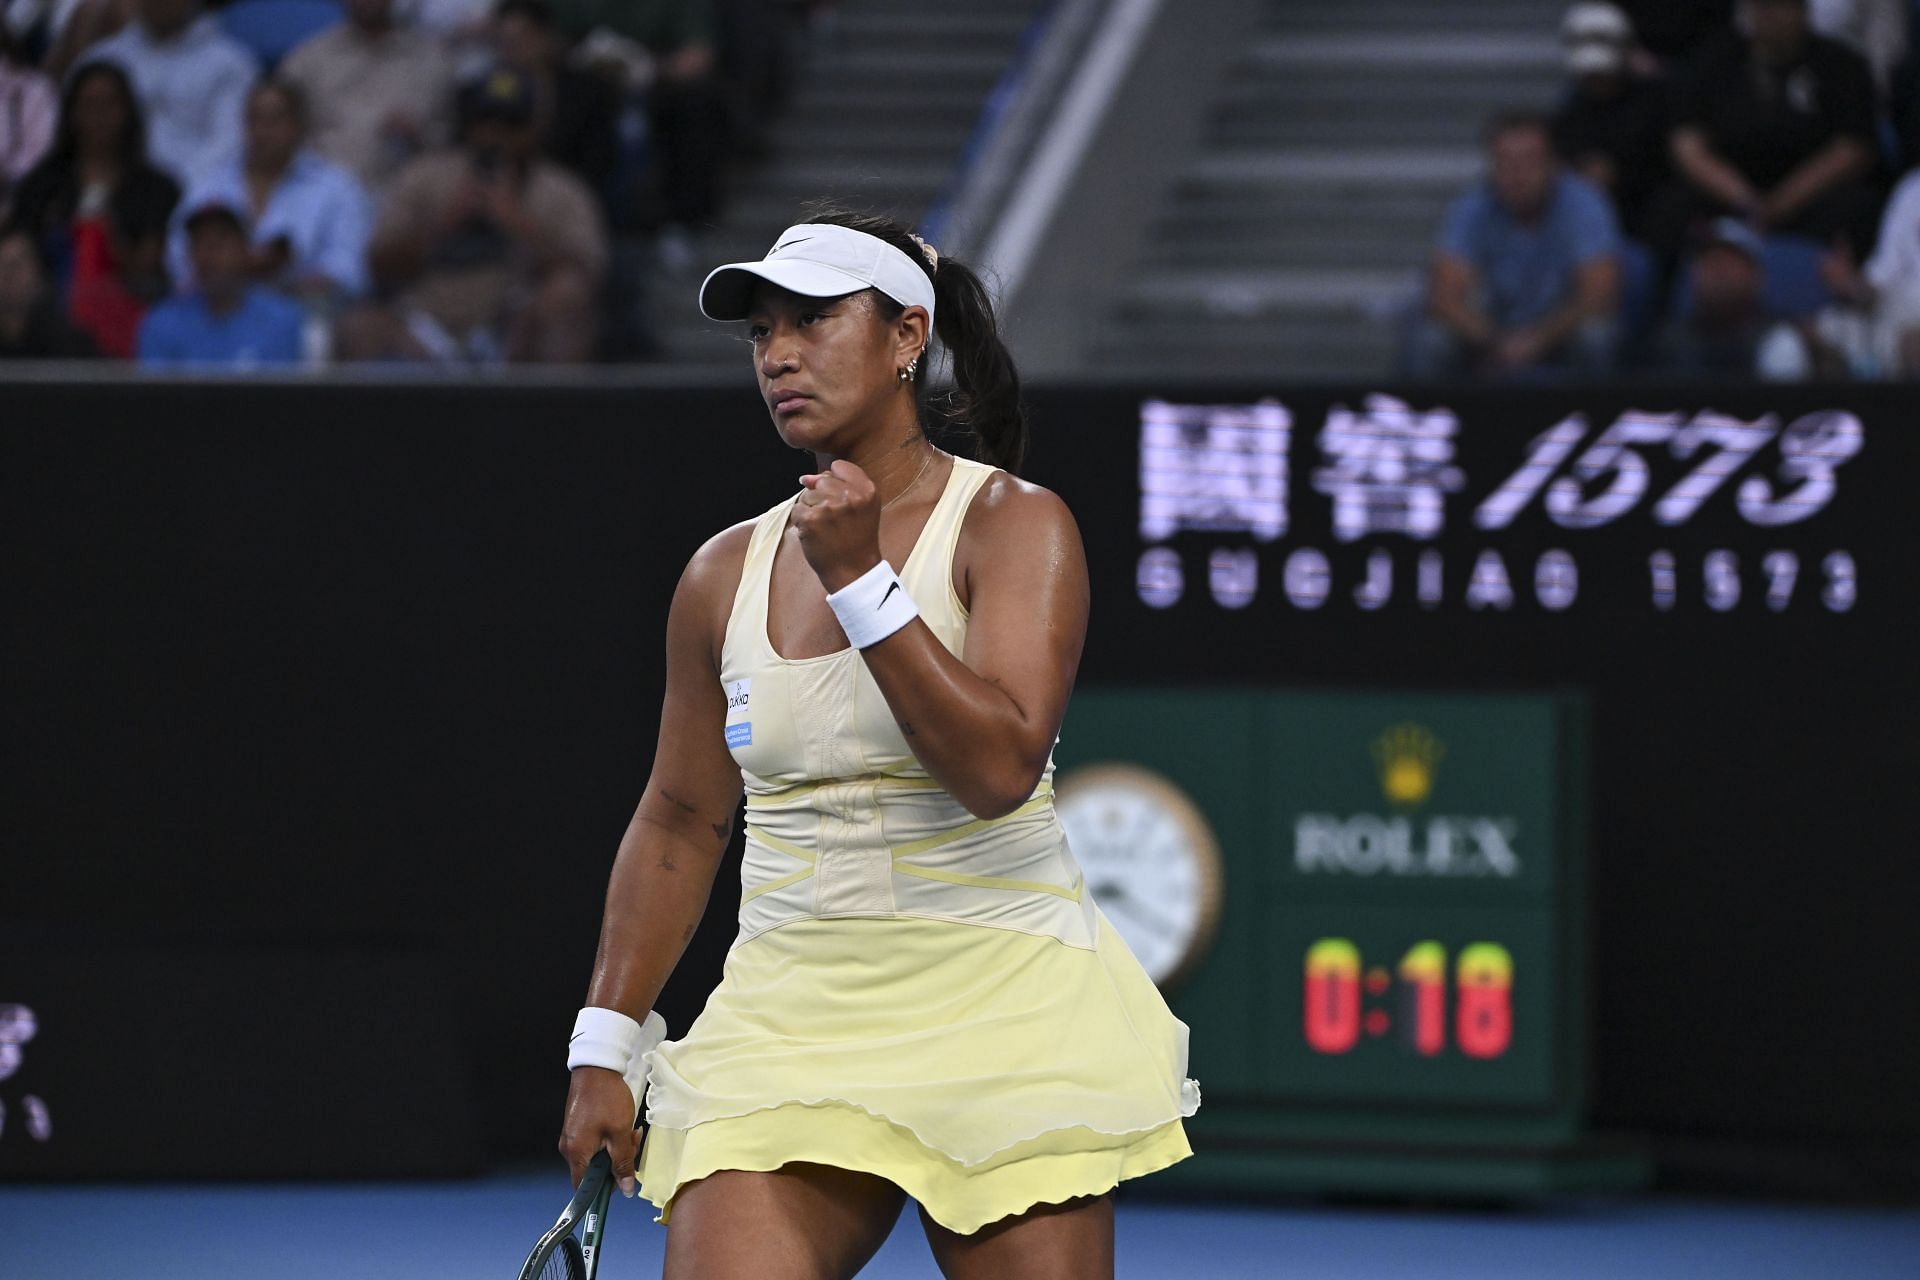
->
[515, 1150, 613, 1280]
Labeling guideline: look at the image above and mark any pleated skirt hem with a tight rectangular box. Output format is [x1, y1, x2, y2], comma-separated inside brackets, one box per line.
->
[638, 1099, 1193, 1235]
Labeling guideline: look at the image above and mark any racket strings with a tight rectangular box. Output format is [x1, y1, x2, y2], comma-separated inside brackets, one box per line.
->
[540, 1236, 586, 1280]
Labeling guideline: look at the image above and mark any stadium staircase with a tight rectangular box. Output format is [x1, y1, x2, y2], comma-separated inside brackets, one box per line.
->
[1064, 0, 1566, 380]
[653, 0, 1052, 369]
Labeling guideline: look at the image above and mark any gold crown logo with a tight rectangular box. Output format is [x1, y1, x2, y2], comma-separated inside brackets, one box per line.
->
[1372, 723, 1444, 809]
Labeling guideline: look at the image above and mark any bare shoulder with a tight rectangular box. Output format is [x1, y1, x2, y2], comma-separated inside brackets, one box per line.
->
[955, 470, 1087, 610]
[680, 517, 757, 605]
[963, 470, 1079, 543]
[672, 517, 759, 669]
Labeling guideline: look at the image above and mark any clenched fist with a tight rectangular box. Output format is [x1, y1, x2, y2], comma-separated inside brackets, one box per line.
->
[793, 460, 884, 591]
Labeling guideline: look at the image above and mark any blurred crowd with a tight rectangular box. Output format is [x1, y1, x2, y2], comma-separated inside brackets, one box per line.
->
[1410, 0, 1920, 381]
[11, 0, 1920, 380]
[0, 0, 827, 366]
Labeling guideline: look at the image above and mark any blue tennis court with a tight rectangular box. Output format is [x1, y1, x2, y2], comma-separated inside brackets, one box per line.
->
[4, 1175, 1917, 1279]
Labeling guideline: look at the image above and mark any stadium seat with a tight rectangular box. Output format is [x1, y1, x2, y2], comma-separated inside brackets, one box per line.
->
[220, 0, 342, 71]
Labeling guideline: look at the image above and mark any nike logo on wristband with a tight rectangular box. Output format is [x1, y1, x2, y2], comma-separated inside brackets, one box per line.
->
[879, 582, 901, 609]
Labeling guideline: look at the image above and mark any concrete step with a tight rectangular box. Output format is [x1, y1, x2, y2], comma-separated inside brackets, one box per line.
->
[832, 11, 1034, 55]
[1090, 323, 1400, 379]
[1210, 107, 1513, 149]
[1143, 234, 1434, 272]
[1266, 0, 1564, 33]
[781, 89, 989, 135]
[1245, 31, 1561, 71]
[1117, 267, 1422, 320]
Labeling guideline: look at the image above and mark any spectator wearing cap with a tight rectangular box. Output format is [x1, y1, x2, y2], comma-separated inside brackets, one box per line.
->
[1, 26, 58, 215]
[279, 0, 457, 193]
[0, 223, 95, 356]
[1552, 3, 1685, 259]
[1670, 0, 1880, 258]
[82, 0, 258, 188]
[340, 63, 607, 362]
[6, 60, 179, 356]
[1661, 215, 1813, 376]
[165, 78, 372, 301]
[136, 190, 303, 365]
[1408, 108, 1623, 379]
[492, 0, 617, 199]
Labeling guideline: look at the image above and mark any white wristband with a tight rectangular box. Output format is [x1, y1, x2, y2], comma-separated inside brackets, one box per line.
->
[569, 1007, 668, 1112]
[827, 561, 919, 649]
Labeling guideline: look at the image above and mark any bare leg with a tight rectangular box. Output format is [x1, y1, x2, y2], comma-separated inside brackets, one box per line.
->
[919, 1193, 1114, 1280]
[664, 1162, 906, 1280]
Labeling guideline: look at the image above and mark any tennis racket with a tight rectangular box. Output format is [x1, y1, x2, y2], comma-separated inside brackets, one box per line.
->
[515, 1149, 617, 1280]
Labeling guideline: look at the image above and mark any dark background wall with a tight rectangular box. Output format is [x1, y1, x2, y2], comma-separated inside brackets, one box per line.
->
[1, 378, 1913, 1189]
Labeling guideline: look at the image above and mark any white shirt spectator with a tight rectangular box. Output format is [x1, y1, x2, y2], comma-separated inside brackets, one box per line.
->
[85, 13, 257, 187]
[165, 148, 373, 297]
[2, 0, 86, 47]
[1810, 0, 1907, 94]
[396, 0, 494, 79]
[1858, 169, 1920, 366]
[1, 59, 56, 186]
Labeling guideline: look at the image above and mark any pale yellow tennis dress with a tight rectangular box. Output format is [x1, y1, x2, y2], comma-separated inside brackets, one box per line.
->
[636, 456, 1200, 1233]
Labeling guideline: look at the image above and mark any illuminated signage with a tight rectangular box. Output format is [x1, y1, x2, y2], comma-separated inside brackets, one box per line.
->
[1136, 396, 1860, 613]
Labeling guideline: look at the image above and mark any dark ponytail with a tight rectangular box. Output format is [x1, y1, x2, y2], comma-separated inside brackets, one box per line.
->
[801, 204, 1030, 474]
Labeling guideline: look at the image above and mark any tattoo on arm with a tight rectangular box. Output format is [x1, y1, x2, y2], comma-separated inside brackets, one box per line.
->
[897, 721, 916, 737]
[660, 790, 698, 814]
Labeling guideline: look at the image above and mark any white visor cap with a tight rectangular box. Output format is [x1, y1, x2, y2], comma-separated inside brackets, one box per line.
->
[698, 223, 936, 328]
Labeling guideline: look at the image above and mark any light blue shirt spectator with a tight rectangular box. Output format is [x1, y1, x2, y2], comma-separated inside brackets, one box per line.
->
[167, 149, 373, 298]
[137, 285, 303, 367]
[1436, 172, 1620, 330]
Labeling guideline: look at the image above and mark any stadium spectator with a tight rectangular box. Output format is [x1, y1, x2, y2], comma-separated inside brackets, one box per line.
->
[0, 223, 94, 355]
[1619, 0, 1734, 63]
[552, 0, 727, 251]
[492, 0, 617, 198]
[1808, 0, 1906, 94]
[1815, 168, 1920, 373]
[10, 0, 121, 80]
[339, 64, 606, 362]
[83, 0, 258, 188]
[0, 26, 57, 214]
[137, 190, 303, 365]
[166, 78, 371, 300]
[5, 59, 178, 355]
[1552, 4, 1684, 257]
[279, 0, 456, 193]
[1660, 216, 1813, 376]
[399, 0, 498, 78]
[1669, 0, 1880, 258]
[1407, 109, 1622, 379]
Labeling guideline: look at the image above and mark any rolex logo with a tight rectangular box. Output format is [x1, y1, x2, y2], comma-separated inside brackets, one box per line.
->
[1372, 723, 1444, 809]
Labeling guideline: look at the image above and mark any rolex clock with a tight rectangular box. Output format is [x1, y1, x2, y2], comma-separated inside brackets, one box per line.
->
[1056, 763, 1225, 988]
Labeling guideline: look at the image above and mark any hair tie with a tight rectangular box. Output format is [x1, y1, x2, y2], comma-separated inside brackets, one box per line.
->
[908, 233, 940, 272]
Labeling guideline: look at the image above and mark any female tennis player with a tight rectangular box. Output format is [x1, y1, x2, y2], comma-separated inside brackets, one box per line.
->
[556, 209, 1199, 1279]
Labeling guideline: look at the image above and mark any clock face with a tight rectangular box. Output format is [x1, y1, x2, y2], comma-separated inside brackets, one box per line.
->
[1055, 764, 1224, 988]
